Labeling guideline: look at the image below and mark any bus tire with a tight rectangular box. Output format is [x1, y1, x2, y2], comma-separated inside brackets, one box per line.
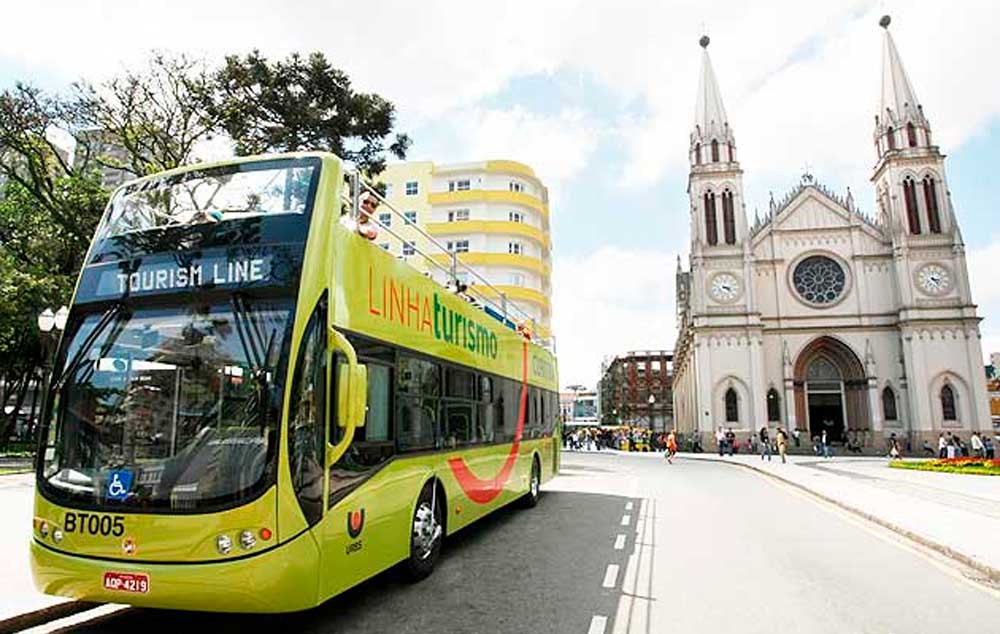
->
[519, 456, 542, 509]
[404, 481, 444, 582]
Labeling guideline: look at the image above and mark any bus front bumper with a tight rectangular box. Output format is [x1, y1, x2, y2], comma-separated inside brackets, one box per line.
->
[30, 532, 321, 614]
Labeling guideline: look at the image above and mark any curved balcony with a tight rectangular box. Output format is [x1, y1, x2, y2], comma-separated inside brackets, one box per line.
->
[428, 189, 549, 220]
[425, 220, 550, 249]
[429, 252, 551, 277]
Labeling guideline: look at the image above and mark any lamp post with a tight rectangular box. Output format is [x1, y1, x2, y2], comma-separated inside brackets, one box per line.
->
[648, 394, 655, 430]
[35, 306, 69, 442]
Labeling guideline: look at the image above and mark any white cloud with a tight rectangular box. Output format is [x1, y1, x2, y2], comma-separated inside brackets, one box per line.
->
[967, 237, 1000, 362]
[552, 247, 676, 388]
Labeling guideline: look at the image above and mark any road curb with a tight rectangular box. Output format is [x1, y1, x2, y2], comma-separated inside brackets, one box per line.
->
[0, 601, 100, 634]
[682, 454, 1000, 584]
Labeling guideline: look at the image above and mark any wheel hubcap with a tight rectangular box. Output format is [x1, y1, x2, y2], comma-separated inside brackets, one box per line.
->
[531, 467, 540, 498]
[412, 502, 441, 560]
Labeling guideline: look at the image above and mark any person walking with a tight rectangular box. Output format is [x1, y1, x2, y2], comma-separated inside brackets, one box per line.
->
[821, 429, 831, 459]
[759, 426, 772, 461]
[887, 433, 901, 461]
[716, 427, 726, 456]
[725, 428, 736, 457]
[938, 432, 947, 459]
[665, 429, 677, 464]
[971, 432, 984, 458]
[776, 427, 789, 464]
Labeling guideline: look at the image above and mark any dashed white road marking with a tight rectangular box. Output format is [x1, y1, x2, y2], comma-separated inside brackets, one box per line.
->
[620, 514, 631, 526]
[625, 501, 633, 511]
[587, 615, 608, 634]
[602, 564, 620, 588]
[614, 534, 626, 550]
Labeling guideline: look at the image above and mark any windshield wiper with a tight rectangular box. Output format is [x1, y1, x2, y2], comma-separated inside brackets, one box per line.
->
[231, 294, 279, 425]
[51, 303, 129, 392]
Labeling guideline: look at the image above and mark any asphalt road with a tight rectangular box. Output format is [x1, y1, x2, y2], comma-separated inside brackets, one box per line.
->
[29, 452, 1000, 633]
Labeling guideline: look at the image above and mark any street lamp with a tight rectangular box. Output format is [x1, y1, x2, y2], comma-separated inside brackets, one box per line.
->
[34, 306, 69, 442]
[648, 394, 655, 430]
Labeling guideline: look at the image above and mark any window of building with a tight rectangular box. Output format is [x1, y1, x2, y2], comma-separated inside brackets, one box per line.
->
[508, 241, 523, 255]
[448, 208, 470, 222]
[382, 183, 394, 198]
[887, 128, 897, 151]
[508, 211, 523, 223]
[725, 388, 739, 423]
[402, 241, 415, 256]
[694, 142, 702, 165]
[711, 139, 720, 162]
[882, 386, 898, 421]
[447, 240, 469, 253]
[923, 176, 941, 234]
[766, 389, 781, 422]
[907, 122, 917, 147]
[903, 177, 921, 235]
[405, 181, 418, 196]
[378, 242, 390, 251]
[722, 190, 736, 245]
[704, 192, 718, 246]
[448, 179, 470, 192]
[941, 384, 957, 421]
[510, 272, 525, 286]
[404, 211, 417, 225]
[509, 181, 524, 193]
[378, 212, 392, 227]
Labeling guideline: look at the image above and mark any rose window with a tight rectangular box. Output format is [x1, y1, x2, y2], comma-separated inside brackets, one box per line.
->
[792, 256, 846, 305]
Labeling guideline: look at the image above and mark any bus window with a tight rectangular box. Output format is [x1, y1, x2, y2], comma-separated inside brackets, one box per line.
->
[287, 299, 326, 526]
[497, 377, 519, 443]
[365, 364, 391, 442]
[478, 376, 496, 443]
[444, 367, 476, 448]
[397, 355, 440, 451]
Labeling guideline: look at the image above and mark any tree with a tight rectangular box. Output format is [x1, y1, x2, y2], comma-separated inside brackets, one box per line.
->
[73, 52, 220, 178]
[208, 51, 410, 175]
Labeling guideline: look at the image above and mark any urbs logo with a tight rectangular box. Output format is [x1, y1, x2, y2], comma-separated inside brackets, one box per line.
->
[347, 509, 365, 539]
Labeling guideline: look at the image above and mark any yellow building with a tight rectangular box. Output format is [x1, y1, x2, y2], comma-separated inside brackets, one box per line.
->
[375, 160, 553, 336]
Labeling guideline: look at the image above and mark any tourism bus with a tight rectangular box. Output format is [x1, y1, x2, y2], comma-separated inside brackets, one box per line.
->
[30, 152, 560, 612]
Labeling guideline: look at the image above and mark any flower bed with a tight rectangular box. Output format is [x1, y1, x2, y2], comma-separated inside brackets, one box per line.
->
[890, 457, 1000, 476]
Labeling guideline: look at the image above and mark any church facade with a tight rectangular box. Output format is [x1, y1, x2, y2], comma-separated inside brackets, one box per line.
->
[672, 18, 991, 449]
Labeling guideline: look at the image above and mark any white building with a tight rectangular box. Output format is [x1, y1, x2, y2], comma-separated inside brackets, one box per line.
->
[672, 18, 991, 449]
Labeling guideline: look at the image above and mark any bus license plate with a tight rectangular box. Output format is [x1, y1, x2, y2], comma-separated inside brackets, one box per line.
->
[103, 571, 149, 594]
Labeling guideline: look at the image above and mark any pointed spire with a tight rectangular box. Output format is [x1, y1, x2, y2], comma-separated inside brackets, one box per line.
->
[879, 15, 923, 125]
[694, 35, 730, 139]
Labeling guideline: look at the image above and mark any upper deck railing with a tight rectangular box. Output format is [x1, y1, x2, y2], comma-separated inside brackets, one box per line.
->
[341, 170, 555, 353]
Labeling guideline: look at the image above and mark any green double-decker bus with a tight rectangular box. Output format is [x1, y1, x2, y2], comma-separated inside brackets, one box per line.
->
[31, 153, 560, 612]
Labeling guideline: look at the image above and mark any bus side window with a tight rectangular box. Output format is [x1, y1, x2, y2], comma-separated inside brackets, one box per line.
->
[443, 367, 476, 448]
[396, 355, 440, 452]
[479, 376, 495, 443]
[499, 376, 519, 443]
[287, 298, 326, 527]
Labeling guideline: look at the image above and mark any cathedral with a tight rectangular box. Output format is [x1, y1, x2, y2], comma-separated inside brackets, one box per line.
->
[672, 16, 991, 449]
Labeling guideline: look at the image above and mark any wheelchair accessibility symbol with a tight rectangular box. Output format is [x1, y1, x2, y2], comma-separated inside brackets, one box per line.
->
[107, 470, 133, 501]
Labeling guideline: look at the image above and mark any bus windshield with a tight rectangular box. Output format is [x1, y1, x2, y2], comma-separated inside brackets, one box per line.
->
[99, 160, 317, 238]
[40, 298, 293, 512]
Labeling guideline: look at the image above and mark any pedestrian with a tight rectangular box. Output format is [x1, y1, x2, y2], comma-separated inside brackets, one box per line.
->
[716, 427, 726, 456]
[887, 433, 901, 461]
[759, 426, 772, 461]
[984, 434, 995, 459]
[665, 429, 677, 464]
[725, 428, 736, 457]
[748, 433, 757, 455]
[971, 432, 984, 458]
[776, 427, 789, 464]
[821, 429, 831, 459]
[792, 428, 801, 448]
[938, 432, 947, 459]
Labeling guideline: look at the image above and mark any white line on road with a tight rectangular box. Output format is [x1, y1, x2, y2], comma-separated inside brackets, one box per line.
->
[587, 615, 608, 634]
[614, 534, 626, 550]
[625, 501, 633, 511]
[620, 514, 631, 526]
[602, 564, 620, 588]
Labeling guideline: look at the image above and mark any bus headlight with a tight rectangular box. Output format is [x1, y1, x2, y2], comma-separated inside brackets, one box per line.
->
[53, 529, 64, 543]
[216, 534, 233, 555]
[39, 521, 50, 539]
[239, 530, 256, 550]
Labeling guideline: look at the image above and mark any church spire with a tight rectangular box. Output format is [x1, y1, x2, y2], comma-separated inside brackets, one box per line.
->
[874, 15, 932, 159]
[691, 35, 736, 167]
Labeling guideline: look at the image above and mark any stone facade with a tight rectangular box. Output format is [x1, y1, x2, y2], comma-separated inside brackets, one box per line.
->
[672, 21, 991, 451]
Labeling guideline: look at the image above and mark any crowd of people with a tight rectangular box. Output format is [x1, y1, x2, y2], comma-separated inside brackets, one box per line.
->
[562, 426, 668, 452]
[930, 430, 996, 459]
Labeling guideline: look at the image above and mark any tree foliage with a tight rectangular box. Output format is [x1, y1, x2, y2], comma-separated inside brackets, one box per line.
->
[208, 50, 411, 174]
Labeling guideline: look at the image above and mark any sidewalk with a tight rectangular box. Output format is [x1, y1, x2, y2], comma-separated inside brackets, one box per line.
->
[681, 452, 1000, 580]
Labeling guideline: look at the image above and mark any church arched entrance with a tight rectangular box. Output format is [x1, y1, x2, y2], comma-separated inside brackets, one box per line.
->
[793, 337, 870, 443]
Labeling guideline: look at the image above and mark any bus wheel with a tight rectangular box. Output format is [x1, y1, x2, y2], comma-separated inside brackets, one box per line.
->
[405, 482, 443, 581]
[519, 457, 541, 509]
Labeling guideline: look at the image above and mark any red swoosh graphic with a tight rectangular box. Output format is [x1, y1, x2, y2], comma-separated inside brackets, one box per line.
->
[447, 340, 529, 504]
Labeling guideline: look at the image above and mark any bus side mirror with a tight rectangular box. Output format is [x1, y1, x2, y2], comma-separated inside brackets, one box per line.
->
[337, 363, 368, 428]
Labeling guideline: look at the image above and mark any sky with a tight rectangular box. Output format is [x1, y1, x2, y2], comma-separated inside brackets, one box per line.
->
[2, 0, 1000, 389]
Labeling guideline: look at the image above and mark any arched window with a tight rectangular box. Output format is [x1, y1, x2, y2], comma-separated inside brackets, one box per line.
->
[940, 384, 957, 421]
[766, 389, 781, 422]
[725, 388, 739, 423]
[722, 190, 736, 245]
[727, 142, 735, 162]
[694, 143, 701, 165]
[882, 386, 898, 421]
[923, 176, 941, 233]
[704, 192, 718, 246]
[711, 139, 720, 162]
[903, 177, 921, 235]
[887, 127, 897, 151]
[906, 122, 918, 147]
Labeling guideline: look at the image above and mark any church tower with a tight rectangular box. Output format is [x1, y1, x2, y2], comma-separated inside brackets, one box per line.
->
[871, 15, 990, 435]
